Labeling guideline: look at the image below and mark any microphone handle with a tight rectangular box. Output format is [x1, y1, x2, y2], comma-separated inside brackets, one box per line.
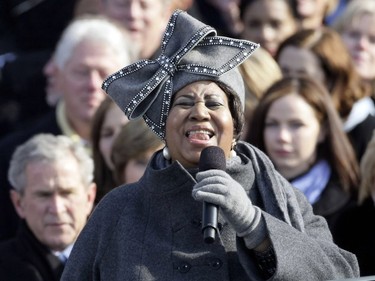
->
[202, 201, 218, 244]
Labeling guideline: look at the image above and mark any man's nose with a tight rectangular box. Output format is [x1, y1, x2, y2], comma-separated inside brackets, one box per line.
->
[48, 195, 66, 214]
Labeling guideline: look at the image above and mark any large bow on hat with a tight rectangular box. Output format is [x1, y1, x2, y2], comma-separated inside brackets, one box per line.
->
[102, 10, 259, 139]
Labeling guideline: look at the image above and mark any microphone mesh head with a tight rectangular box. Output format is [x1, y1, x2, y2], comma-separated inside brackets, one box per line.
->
[199, 146, 226, 171]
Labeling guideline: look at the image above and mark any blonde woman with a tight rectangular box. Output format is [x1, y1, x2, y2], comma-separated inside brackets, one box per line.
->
[239, 46, 282, 138]
[333, 0, 375, 100]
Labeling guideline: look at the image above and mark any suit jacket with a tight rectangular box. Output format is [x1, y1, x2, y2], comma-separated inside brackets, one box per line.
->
[61, 142, 359, 281]
[0, 110, 61, 241]
[333, 198, 375, 276]
[0, 221, 65, 281]
[0, 0, 76, 138]
[347, 114, 375, 161]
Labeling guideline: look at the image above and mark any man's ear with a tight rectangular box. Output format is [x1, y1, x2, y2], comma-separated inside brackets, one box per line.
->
[86, 183, 97, 215]
[10, 190, 26, 219]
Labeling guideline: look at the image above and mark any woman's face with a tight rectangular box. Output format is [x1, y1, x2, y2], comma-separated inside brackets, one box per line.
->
[242, 0, 297, 56]
[341, 14, 375, 81]
[277, 46, 326, 85]
[99, 104, 129, 169]
[123, 145, 163, 184]
[296, 0, 328, 19]
[165, 81, 234, 168]
[264, 93, 325, 179]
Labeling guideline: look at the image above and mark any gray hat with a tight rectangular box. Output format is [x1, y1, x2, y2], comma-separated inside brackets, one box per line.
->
[102, 10, 259, 139]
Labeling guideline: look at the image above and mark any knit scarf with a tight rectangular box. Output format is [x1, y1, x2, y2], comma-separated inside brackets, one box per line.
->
[290, 159, 331, 204]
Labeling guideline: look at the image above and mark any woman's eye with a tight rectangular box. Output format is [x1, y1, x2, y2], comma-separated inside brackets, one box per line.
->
[174, 101, 194, 107]
[205, 101, 223, 108]
[100, 129, 114, 138]
[290, 122, 304, 129]
[265, 121, 278, 127]
[347, 31, 361, 40]
[270, 20, 282, 30]
[173, 97, 224, 109]
[367, 35, 375, 44]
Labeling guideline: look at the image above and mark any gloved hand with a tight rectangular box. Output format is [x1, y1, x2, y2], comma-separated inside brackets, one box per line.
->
[192, 169, 266, 249]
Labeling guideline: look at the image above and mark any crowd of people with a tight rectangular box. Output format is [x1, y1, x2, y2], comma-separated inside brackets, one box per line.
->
[0, 0, 374, 280]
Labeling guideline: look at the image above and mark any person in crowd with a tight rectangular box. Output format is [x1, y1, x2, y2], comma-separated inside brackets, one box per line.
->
[0, 0, 77, 138]
[74, 0, 101, 15]
[245, 75, 359, 238]
[43, 57, 61, 107]
[91, 97, 129, 203]
[61, 10, 359, 280]
[170, 0, 194, 12]
[238, 46, 282, 137]
[333, 0, 375, 101]
[0, 15, 133, 242]
[98, 0, 175, 59]
[240, 0, 299, 57]
[0, 134, 96, 281]
[190, 0, 243, 38]
[112, 118, 164, 186]
[276, 26, 375, 161]
[325, 0, 350, 26]
[334, 130, 375, 276]
[291, 0, 339, 29]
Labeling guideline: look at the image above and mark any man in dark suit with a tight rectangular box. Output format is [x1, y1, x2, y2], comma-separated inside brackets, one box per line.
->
[0, 15, 133, 241]
[0, 0, 77, 138]
[0, 133, 96, 281]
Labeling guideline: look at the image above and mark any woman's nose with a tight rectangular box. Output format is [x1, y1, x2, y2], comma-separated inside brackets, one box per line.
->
[259, 24, 274, 42]
[189, 101, 210, 120]
[357, 35, 370, 50]
[277, 127, 291, 142]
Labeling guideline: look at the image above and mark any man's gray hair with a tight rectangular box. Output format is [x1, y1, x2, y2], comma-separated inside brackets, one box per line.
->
[8, 134, 94, 193]
[54, 15, 135, 70]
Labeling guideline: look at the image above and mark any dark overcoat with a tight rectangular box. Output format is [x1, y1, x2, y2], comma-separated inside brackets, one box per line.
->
[0, 221, 65, 281]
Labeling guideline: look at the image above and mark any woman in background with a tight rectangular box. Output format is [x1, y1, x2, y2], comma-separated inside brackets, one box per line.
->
[238, 46, 282, 138]
[276, 26, 375, 160]
[246, 75, 359, 236]
[91, 97, 129, 203]
[240, 0, 299, 57]
[333, 0, 375, 101]
[111, 118, 164, 185]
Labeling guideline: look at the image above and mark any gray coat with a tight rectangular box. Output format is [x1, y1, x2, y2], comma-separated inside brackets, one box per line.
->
[61, 142, 359, 280]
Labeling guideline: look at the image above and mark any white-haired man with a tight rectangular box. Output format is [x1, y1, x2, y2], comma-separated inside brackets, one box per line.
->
[0, 15, 134, 241]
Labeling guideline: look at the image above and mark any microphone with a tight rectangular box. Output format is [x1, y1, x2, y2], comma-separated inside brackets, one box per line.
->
[199, 146, 226, 244]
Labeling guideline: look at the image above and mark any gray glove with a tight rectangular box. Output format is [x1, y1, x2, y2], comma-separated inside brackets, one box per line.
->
[193, 169, 266, 249]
